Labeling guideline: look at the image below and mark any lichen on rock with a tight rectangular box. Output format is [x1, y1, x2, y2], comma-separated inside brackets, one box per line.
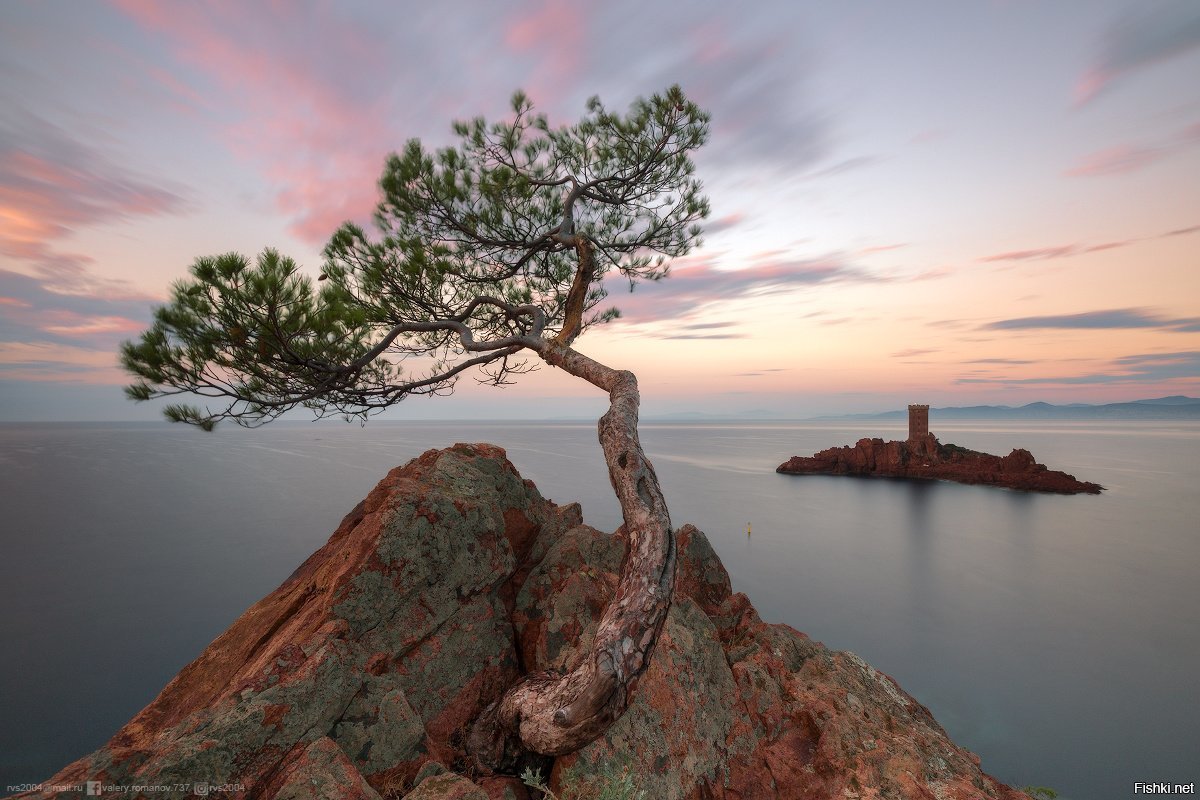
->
[13, 444, 1029, 800]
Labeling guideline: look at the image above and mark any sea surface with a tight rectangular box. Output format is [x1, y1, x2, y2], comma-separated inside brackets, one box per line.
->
[1, 419, 1197, 799]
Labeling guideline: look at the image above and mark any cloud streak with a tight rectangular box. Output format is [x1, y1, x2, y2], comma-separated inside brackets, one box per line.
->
[0, 116, 187, 293]
[979, 223, 1199, 264]
[488, 0, 832, 173]
[660, 333, 746, 340]
[963, 358, 1035, 365]
[806, 156, 880, 180]
[623, 13, 830, 170]
[703, 213, 746, 236]
[979, 242, 1131, 263]
[0, 264, 155, 352]
[0, 341, 129, 383]
[733, 368, 787, 377]
[982, 308, 1200, 333]
[601, 254, 880, 327]
[113, 0, 439, 244]
[1064, 121, 1200, 177]
[860, 243, 907, 256]
[1076, 1, 1200, 105]
[957, 351, 1200, 386]
[112, 1, 835, 248]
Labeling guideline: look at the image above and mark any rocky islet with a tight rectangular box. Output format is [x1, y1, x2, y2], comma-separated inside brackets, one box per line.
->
[14, 444, 1032, 799]
[776, 432, 1103, 494]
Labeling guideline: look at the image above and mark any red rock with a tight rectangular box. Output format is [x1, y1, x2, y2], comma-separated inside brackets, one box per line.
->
[518, 521, 1026, 800]
[777, 433, 1103, 494]
[256, 737, 382, 800]
[403, 772, 488, 799]
[13, 444, 1032, 800]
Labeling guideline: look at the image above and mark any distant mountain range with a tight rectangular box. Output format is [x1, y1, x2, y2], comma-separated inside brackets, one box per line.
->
[819, 396, 1200, 421]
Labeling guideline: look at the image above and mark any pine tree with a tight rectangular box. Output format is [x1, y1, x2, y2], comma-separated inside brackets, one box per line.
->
[122, 86, 709, 770]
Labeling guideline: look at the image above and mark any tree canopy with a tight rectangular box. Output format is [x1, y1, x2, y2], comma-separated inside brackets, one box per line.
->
[121, 86, 709, 428]
[121, 85, 710, 771]
[121, 85, 710, 772]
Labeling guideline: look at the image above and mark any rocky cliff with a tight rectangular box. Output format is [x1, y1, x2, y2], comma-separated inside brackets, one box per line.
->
[777, 433, 1103, 494]
[16, 444, 1030, 800]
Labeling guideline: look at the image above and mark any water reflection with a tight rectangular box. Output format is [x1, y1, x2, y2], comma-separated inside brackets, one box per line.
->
[1, 421, 1197, 799]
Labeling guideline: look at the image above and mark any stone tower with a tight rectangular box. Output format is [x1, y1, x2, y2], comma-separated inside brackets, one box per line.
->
[908, 404, 930, 441]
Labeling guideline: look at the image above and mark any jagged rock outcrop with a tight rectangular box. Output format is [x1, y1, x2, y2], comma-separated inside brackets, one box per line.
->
[778, 433, 1103, 494]
[14, 444, 1030, 800]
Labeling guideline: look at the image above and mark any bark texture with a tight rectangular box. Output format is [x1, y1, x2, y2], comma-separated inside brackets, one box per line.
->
[466, 336, 677, 772]
[552, 239, 596, 346]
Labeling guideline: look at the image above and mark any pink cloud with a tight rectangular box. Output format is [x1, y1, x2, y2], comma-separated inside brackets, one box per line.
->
[981, 223, 1196, 266]
[704, 213, 745, 235]
[0, 267, 155, 383]
[143, 64, 216, 117]
[1076, 3, 1200, 107]
[0, 150, 184, 259]
[110, 2, 834, 248]
[676, 21, 826, 169]
[113, 0, 403, 245]
[41, 315, 146, 337]
[0, 117, 187, 296]
[1063, 144, 1159, 177]
[978, 240, 1139, 264]
[860, 243, 908, 256]
[1083, 241, 1128, 253]
[506, 0, 583, 50]
[979, 245, 1081, 263]
[910, 128, 946, 145]
[1064, 120, 1200, 177]
[504, 0, 588, 103]
[0, 340, 126, 384]
[1073, 68, 1111, 107]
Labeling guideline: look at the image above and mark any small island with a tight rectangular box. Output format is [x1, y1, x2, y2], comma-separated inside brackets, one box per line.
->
[778, 404, 1104, 494]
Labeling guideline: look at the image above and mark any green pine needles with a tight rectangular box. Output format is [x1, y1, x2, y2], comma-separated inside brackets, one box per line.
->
[122, 86, 709, 429]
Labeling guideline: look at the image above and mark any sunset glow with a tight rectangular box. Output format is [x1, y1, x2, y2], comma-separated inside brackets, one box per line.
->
[2, 1, 1198, 419]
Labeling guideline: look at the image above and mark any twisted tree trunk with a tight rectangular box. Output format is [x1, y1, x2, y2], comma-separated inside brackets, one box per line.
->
[467, 335, 677, 772]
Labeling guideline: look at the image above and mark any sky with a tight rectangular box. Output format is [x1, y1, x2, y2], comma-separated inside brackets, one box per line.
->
[1, 0, 1198, 421]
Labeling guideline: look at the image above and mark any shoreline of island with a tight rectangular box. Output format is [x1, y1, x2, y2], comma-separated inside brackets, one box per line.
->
[776, 404, 1104, 495]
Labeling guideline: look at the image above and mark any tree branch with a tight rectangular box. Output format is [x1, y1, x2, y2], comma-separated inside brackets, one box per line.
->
[552, 238, 596, 346]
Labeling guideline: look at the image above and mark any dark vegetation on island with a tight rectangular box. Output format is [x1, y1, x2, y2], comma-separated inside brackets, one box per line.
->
[778, 406, 1103, 495]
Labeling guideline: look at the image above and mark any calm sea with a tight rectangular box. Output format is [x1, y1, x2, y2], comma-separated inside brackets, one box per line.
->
[1, 420, 1197, 799]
